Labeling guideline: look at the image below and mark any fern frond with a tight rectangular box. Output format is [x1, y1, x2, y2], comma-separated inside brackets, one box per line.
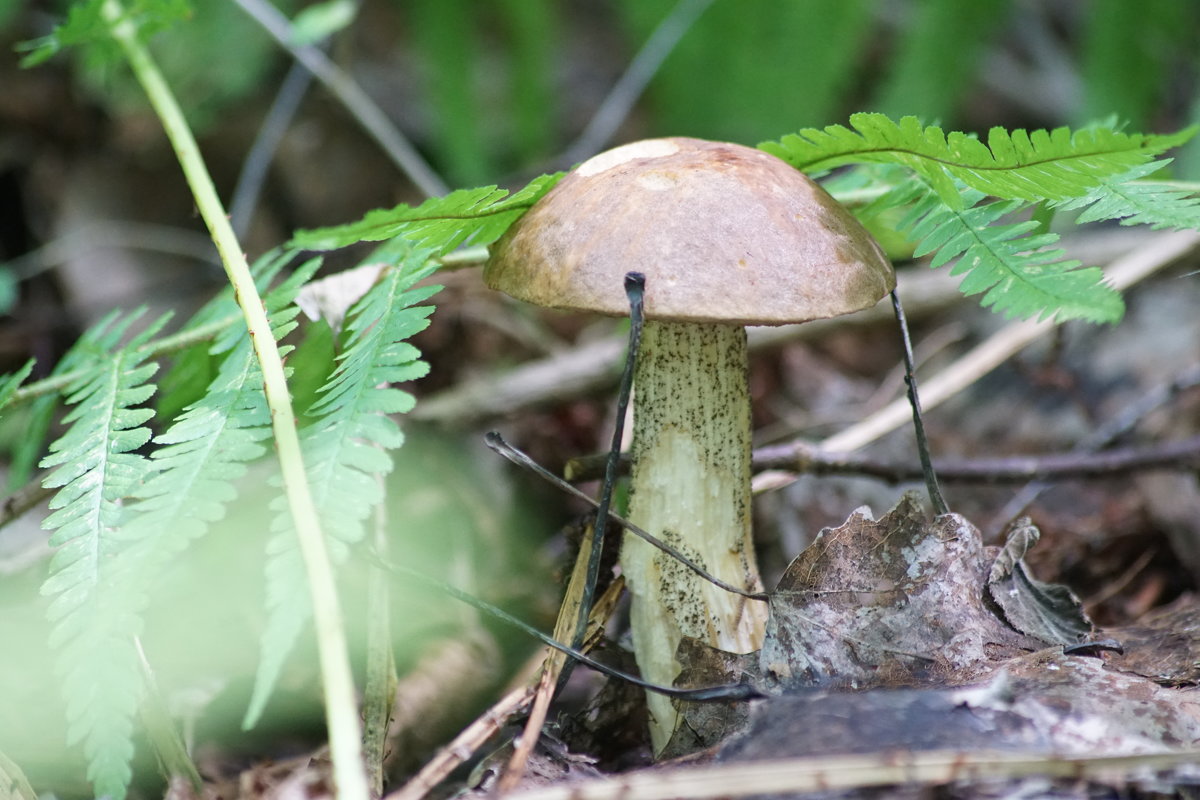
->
[761, 113, 1195, 207]
[155, 249, 308, 420]
[0, 359, 34, 416]
[289, 172, 563, 253]
[1055, 160, 1200, 231]
[17, 0, 191, 66]
[120, 264, 315, 564]
[244, 246, 439, 726]
[38, 310, 170, 800]
[898, 183, 1124, 322]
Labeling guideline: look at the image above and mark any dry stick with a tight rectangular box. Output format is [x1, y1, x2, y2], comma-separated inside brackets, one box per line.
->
[363, 474, 396, 799]
[503, 748, 1200, 800]
[760, 435, 1200, 482]
[495, 543, 604, 795]
[0, 478, 54, 531]
[389, 684, 533, 800]
[485, 434, 767, 601]
[991, 361, 1200, 529]
[386, 579, 626, 800]
[577, 274, 646, 648]
[752, 229, 1200, 494]
[567, 434, 1200, 485]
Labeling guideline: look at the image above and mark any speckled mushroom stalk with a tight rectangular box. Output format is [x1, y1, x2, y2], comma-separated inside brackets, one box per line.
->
[625, 320, 766, 751]
[484, 136, 894, 753]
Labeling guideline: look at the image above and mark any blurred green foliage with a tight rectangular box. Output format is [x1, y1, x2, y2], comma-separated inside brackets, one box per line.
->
[8, 0, 1198, 179]
[389, 0, 1200, 181]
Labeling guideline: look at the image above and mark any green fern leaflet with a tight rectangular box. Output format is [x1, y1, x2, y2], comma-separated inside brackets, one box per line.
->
[899, 183, 1123, 322]
[38, 310, 169, 800]
[761, 113, 1195, 208]
[290, 172, 563, 253]
[1054, 160, 1200, 230]
[244, 244, 440, 726]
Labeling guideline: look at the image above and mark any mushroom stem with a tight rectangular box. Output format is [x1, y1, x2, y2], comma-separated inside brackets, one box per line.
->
[624, 320, 768, 752]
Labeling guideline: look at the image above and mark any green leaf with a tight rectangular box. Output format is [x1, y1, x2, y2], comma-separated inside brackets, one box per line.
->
[290, 0, 356, 46]
[898, 183, 1124, 323]
[288, 320, 337, 423]
[155, 249, 311, 421]
[18, 0, 192, 67]
[290, 172, 563, 253]
[244, 245, 440, 726]
[38, 310, 171, 800]
[761, 114, 1196, 207]
[1055, 161, 1200, 231]
[0, 359, 35, 416]
[0, 266, 18, 315]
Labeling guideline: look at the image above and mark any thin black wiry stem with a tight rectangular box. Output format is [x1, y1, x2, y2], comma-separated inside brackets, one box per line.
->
[366, 550, 761, 703]
[891, 289, 949, 515]
[573, 272, 647, 651]
[483, 432, 767, 602]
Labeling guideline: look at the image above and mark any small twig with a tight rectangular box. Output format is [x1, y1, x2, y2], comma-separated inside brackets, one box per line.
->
[3, 221, 219, 282]
[993, 362, 1200, 528]
[484, 433, 768, 601]
[386, 683, 534, 800]
[568, 435, 1200, 485]
[496, 575, 624, 796]
[0, 476, 53, 532]
[363, 474, 395, 799]
[368, 550, 761, 703]
[500, 278, 650, 792]
[1083, 547, 1158, 610]
[752, 229, 1200, 494]
[384, 580, 624, 800]
[890, 289, 948, 515]
[230, 0, 448, 197]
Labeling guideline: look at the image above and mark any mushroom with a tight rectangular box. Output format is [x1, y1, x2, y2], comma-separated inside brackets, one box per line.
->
[485, 137, 894, 751]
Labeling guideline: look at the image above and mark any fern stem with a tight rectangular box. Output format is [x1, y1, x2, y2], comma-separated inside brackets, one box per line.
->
[10, 314, 239, 406]
[98, 4, 368, 799]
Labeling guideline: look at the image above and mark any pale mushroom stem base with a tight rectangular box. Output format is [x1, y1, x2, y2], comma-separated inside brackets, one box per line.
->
[624, 320, 768, 753]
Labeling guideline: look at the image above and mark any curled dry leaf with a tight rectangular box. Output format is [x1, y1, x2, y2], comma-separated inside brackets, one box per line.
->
[987, 517, 1093, 646]
[758, 493, 1039, 690]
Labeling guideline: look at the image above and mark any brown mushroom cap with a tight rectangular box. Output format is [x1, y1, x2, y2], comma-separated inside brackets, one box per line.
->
[485, 137, 895, 326]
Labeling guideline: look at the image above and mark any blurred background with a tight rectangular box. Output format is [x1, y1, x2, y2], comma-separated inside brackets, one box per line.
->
[1, 0, 1199, 794]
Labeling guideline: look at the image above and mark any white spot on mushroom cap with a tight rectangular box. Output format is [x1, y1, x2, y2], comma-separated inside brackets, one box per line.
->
[636, 171, 677, 191]
[577, 139, 680, 177]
